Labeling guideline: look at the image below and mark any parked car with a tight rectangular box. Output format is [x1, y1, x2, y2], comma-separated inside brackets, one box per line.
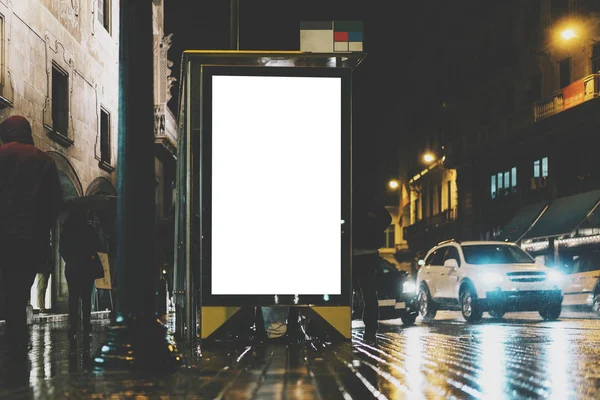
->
[352, 256, 418, 326]
[557, 250, 600, 315]
[416, 240, 564, 323]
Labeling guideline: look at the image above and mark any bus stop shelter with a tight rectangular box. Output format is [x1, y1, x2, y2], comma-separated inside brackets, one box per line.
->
[173, 51, 365, 344]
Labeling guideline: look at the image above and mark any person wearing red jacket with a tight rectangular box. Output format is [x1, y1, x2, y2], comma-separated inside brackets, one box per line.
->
[0, 115, 63, 352]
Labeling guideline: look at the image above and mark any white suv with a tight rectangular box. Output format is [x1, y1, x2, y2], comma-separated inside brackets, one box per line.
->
[416, 240, 564, 322]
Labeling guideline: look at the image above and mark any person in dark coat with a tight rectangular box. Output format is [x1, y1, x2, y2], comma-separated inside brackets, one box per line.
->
[352, 187, 392, 342]
[60, 212, 104, 339]
[0, 115, 63, 352]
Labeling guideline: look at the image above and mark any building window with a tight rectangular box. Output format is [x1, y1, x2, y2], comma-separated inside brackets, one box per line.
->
[52, 64, 69, 138]
[511, 167, 517, 192]
[492, 168, 518, 197]
[560, 58, 571, 88]
[497, 172, 503, 194]
[541, 156, 548, 177]
[534, 157, 549, 178]
[384, 224, 395, 249]
[100, 108, 111, 164]
[532, 157, 549, 189]
[447, 180, 452, 209]
[98, 0, 110, 32]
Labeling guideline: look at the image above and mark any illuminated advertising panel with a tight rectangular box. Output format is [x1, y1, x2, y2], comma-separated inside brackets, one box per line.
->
[201, 66, 351, 306]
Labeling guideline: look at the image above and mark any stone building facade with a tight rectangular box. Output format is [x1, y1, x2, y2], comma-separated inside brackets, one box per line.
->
[0, 0, 178, 316]
[0, 0, 120, 195]
[0, 0, 120, 314]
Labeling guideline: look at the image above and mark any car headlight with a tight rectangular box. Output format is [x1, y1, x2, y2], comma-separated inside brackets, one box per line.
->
[402, 281, 417, 293]
[482, 272, 504, 285]
[547, 270, 563, 283]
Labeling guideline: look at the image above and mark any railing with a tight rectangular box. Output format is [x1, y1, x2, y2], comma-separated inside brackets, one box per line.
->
[458, 74, 599, 161]
[154, 104, 178, 152]
[405, 208, 457, 238]
[534, 74, 600, 122]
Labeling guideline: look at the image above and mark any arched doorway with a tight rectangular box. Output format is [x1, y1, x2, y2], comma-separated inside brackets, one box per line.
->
[46, 152, 83, 201]
[86, 177, 117, 312]
[86, 177, 117, 196]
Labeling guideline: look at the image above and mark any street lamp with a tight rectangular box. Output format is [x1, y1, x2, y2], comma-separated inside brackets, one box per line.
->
[552, 20, 596, 48]
[423, 152, 436, 163]
[561, 28, 577, 41]
[388, 179, 400, 190]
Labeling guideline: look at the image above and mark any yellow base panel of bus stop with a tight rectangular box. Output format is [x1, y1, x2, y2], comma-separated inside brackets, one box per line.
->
[201, 306, 351, 340]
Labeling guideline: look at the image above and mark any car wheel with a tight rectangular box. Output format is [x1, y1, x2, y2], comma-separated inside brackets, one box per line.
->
[401, 313, 417, 327]
[417, 285, 437, 321]
[488, 309, 505, 319]
[460, 287, 483, 323]
[593, 295, 600, 316]
[539, 303, 561, 321]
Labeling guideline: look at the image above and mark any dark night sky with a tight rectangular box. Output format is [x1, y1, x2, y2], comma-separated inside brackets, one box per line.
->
[164, 1, 475, 196]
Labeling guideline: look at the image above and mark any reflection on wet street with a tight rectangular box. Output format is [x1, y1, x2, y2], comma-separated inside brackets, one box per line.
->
[366, 311, 600, 399]
[0, 311, 599, 398]
[0, 320, 111, 398]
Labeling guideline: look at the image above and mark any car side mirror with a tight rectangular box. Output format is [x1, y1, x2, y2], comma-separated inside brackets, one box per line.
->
[444, 258, 459, 268]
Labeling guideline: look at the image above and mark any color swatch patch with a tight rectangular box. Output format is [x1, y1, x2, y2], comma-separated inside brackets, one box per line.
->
[300, 21, 334, 53]
[300, 21, 363, 53]
[334, 21, 363, 52]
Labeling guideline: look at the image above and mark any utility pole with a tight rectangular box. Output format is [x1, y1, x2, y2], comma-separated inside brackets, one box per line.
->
[230, 0, 239, 50]
[93, 0, 179, 371]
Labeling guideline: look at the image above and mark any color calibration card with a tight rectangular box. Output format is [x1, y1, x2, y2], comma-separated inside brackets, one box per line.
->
[300, 21, 363, 53]
[211, 75, 342, 295]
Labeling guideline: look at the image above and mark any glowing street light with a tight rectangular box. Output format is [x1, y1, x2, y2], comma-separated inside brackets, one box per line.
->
[561, 28, 577, 41]
[423, 152, 436, 163]
[388, 179, 400, 190]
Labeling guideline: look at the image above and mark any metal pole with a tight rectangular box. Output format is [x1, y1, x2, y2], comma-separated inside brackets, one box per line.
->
[184, 64, 194, 343]
[230, 0, 239, 50]
[93, 0, 179, 371]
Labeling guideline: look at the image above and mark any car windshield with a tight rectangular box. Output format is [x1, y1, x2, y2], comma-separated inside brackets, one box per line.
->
[461, 244, 535, 265]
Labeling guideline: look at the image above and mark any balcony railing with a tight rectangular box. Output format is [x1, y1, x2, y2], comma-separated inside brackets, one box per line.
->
[154, 104, 178, 157]
[404, 208, 457, 237]
[534, 74, 600, 122]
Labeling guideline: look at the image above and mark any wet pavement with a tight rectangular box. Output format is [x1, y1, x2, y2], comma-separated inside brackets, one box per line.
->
[0, 310, 599, 399]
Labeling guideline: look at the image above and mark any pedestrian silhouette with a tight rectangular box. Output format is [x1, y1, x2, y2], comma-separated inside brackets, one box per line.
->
[0, 115, 62, 354]
[352, 186, 392, 343]
[60, 212, 104, 339]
